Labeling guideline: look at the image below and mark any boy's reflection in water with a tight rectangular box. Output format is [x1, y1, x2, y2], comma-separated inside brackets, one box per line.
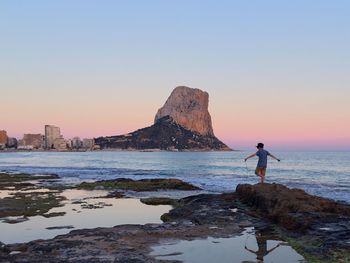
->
[244, 230, 281, 262]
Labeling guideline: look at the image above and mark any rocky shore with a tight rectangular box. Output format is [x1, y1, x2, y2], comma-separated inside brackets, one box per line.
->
[0, 173, 349, 262]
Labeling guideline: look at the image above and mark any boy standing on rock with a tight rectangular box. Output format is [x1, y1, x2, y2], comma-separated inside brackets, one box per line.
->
[244, 143, 280, 183]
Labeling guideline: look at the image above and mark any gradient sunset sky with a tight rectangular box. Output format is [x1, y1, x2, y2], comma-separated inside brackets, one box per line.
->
[1, 1, 349, 150]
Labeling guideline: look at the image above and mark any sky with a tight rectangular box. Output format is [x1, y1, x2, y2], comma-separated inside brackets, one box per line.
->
[1, 1, 349, 151]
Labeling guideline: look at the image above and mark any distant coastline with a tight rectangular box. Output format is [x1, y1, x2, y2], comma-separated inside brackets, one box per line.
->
[1, 87, 232, 152]
[0, 148, 236, 153]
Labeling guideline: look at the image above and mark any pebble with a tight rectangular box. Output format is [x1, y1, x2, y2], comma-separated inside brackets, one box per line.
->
[9, 251, 21, 255]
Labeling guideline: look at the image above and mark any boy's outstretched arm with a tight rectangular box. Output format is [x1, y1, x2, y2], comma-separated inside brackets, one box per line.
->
[269, 153, 281, 162]
[244, 153, 256, 162]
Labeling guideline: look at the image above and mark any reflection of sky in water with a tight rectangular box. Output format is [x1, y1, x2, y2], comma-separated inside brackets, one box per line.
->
[0, 190, 171, 244]
[151, 228, 305, 263]
[61, 189, 107, 200]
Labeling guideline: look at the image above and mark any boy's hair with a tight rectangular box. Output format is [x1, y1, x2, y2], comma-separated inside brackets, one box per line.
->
[256, 142, 264, 148]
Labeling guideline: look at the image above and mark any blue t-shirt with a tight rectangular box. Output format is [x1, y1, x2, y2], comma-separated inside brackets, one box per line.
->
[256, 149, 270, 167]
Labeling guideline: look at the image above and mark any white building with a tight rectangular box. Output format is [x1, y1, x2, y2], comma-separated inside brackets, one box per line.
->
[45, 125, 66, 150]
[82, 138, 94, 150]
[72, 137, 82, 149]
[45, 125, 61, 149]
[65, 139, 73, 149]
[20, 134, 44, 149]
[53, 136, 67, 151]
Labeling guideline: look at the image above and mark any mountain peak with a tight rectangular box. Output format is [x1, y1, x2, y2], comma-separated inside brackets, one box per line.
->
[155, 86, 214, 136]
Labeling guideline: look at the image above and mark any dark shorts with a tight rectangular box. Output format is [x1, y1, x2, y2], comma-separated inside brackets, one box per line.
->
[255, 167, 266, 176]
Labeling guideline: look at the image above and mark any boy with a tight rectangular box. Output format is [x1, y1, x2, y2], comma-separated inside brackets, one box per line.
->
[244, 143, 280, 183]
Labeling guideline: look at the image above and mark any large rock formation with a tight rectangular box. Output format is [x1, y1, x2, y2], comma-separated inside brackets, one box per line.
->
[155, 86, 214, 136]
[95, 86, 231, 151]
[95, 116, 231, 151]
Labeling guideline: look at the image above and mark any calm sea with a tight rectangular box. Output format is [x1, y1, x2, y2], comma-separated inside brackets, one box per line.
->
[0, 151, 349, 203]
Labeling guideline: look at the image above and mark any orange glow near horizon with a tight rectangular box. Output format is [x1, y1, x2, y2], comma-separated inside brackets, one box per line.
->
[3, 98, 349, 151]
[2, 79, 350, 151]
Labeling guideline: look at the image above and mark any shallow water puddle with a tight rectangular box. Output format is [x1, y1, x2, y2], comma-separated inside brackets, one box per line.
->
[0, 189, 171, 244]
[151, 227, 305, 263]
[61, 188, 108, 200]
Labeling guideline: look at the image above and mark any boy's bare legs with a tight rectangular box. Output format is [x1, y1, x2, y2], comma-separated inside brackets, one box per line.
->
[260, 174, 265, 184]
[255, 169, 265, 184]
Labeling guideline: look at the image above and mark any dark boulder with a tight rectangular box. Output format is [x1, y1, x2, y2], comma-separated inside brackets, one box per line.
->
[236, 183, 350, 232]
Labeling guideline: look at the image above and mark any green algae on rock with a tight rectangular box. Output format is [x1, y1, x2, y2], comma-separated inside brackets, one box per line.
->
[140, 197, 180, 207]
[0, 173, 65, 219]
[0, 191, 66, 218]
[0, 173, 59, 190]
[77, 178, 200, 192]
[284, 235, 350, 263]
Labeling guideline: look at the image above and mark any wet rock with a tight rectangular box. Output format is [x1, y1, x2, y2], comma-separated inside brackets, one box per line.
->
[0, 173, 59, 190]
[0, 242, 10, 254]
[46, 225, 74, 230]
[78, 178, 200, 192]
[72, 200, 84, 204]
[81, 202, 112, 209]
[236, 183, 350, 231]
[140, 197, 179, 207]
[236, 183, 350, 261]
[238, 220, 253, 228]
[105, 190, 125, 198]
[2, 217, 29, 224]
[0, 191, 65, 218]
[0, 173, 66, 219]
[160, 193, 250, 227]
[42, 212, 66, 218]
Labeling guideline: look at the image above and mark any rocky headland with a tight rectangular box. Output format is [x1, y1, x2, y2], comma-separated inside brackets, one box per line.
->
[0, 173, 349, 263]
[155, 86, 214, 136]
[94, 86, 231, 151]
